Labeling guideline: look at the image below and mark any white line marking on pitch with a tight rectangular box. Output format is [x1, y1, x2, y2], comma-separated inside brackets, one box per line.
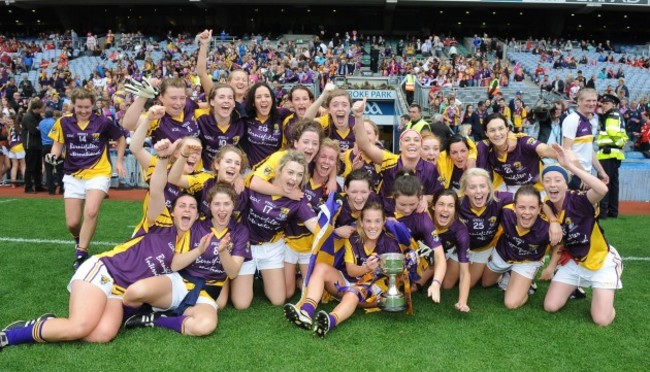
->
[0, 199, 18, 203]
[0, 237, 649, 261]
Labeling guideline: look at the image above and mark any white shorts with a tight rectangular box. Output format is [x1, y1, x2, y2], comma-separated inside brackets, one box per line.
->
[238, 239, 285, 275]
[487, 250, 543, 280]
[68, 256, 120, 300]
[7, 151, 25, 160]
[152, 272, 218, 312]
[1, 146, 8, 156]
[449, 247, 493, 264]
[63, 175, 111, 199]
[552, 247, 623, 290]
[284, 245, 311, 265]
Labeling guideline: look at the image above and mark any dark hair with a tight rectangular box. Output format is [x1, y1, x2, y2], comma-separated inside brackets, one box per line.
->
[514, 184, 542, 206]
[393, 169, 423, 198]
[206, 182, 239, 209]
[44, 108, 54, 118]
[433, 189, 460, 220]
[344, 169, 372, 189]
[409, 103, 422, 112]
[288, 84, 314, 102]
[290, 118, 324, 147]
[245, 82, 278, 121]
[171, 192, 198, 210]
[357, 201, 385, 241]
[207, 83, 239, 119]
[482, 112, 509, 135]
[445, 134, 470, 154]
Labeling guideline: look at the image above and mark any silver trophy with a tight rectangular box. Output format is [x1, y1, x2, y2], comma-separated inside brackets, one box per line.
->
[378, 253, 406, 312]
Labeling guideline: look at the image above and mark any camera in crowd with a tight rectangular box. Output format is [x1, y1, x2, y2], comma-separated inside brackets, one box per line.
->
[527, 97, 555, 122]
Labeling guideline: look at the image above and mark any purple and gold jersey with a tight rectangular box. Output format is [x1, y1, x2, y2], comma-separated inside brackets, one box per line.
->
[194, 176, 246, 220]
[459, 192, 513, 250]
[495, 205, 550, 262]
[282, 112, 300, 149]
[436, 138, 478, 190]
[379, 152, 443, 199]
[196, 110, 244, 166]
[476, 135, 543, 187]
[147, 98, 200, 144]
[97, 227, 185, 292]
[318, 114, 356, 152]
[393, 211, 442, 251]
[546, 191, 610, 270]
[244, 108, 290, 167]
[335, 192, 382, 228]
[285, 178, 333, 253]
[343, 231, 401, 282]
[48, 112, 124, 179]
[181, 219, 251, 285]
[435, 220, 470, 263]
[341, 149, 382, 192]
[8, 127, 23, 152]
[240, 188, 316, 245]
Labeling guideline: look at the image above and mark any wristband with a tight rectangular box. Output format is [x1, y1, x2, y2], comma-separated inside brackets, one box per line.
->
[180, 152, 190, 158]
[432, 278, 442, 286]
[158, 155, 170, 160]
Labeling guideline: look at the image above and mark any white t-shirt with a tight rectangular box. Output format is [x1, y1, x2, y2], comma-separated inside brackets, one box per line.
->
[562, 112, 594, 172]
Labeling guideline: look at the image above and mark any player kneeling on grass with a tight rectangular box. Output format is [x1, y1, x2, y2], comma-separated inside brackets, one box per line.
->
[122, 182, 250, 336]
[540, 144, 623, 327]
[284, 202, 401, 338]
[0, 140, 198, 349]
[481, 185, 551, 309]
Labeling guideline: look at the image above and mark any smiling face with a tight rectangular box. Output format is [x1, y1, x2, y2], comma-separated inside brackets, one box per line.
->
[314, 146, 337, 179]
[465, 175, 490, 209]
[277, 161, 305, 195]
[290, 88, 312, 118]
[159, 86, 187, 118]
[177, 137, 202, 174]
[214, 150, 243, 184]
[229, 70, 249, 98]
[542, 171, 568, 205]
[293, 130, 320, 163]
[328, 95, 351, 128]
[434, 194, 456, 228]
[210, 192, 235, 228]
[359, 209, 384, 241]
[171, 195, 199, 232]
[577, 91, 598, 115]
[345, 180, 371, 211]
[514, 194, 541, 230]
[364, 120, 379, 144]
[399, 131, 422, 161]
[254, 85, 272, 118]
[421, 136, 441, 163]
[485, 118, 509, 148]
[210, 87, 235, 120]
[73, 98, 93, 122]
[449, 141, 469, 169]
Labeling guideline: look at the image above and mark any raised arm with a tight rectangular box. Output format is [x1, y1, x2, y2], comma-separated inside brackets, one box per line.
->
[351, 98, 384, 164]
[129, 105, 165, 167]
[303, 82, 335, 121]
[146, 139, 180, 225]
[167, 140, 202, 189]
[197, 29, 214, 95]
[553, 143, 608, 204]
[122, 96, 148, 131]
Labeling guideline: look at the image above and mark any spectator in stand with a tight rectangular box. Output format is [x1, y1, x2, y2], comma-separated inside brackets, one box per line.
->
[615, 78, 629, 100]
[625, 100, 643, 142]
[539, 75, 552, 92]
[634, 112, 650, 157]
[551, 75, 565, 96]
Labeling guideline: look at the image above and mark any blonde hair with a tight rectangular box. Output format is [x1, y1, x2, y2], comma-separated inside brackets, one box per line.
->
[212, 144, 248, 175]
[459, 168, 497, 203]
[276, 150, 309, 189]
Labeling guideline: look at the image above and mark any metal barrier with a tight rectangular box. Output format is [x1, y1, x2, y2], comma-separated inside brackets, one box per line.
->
[109, 150, 147, 189]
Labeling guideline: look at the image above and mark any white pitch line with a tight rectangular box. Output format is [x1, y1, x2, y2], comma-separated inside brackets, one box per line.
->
[0, 237, 119, 246]
[0, 199, 18, 203]
[0, 237, 648, 261]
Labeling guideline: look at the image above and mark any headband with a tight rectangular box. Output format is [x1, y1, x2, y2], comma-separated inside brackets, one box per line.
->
[542, 164, 569, 183]
[400, 129, 422, 141]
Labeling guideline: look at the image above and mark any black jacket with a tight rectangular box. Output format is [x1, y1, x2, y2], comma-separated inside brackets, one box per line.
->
[21, 110, 42, 150]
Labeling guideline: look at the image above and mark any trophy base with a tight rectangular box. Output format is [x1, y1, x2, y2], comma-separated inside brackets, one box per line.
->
[380, 295, 406, 312]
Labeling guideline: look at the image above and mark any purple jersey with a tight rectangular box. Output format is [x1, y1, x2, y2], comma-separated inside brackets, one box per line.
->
[393, 210, 442, 251]
[459, 192, 513, 250]
[195, 176, 246, 221]
[48, 113, 124, 179]
[495, 206, 550, 262]
[244, 108, 290, 167]
[319, 114, 356, 152]
[546, 191, 610, 270]
[196, 112, 244, 166]
[240, 188, 316, 245]
[8, 127, 21, 149]
[98, 227, 181, 290]
[436, 220, 470, 263]
[341, 149, 382, 192]
[282, 112, 300, 148]
[182, 219, 251, 285]
[342, 231, 401, 282]
[147, 98, 200, 144]
[379, 155, 443, 199]
[477, 136, 543, 186]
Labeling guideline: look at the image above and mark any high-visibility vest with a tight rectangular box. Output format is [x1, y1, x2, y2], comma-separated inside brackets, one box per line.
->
[596, 110, 628, 161]
[405, 74, 415, 92]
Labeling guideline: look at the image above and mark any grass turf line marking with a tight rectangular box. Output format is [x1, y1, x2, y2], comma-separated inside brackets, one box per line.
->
[0, 199, 18, 203]
[0, 237, 119, 246]
[0, 237, 649, 261]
